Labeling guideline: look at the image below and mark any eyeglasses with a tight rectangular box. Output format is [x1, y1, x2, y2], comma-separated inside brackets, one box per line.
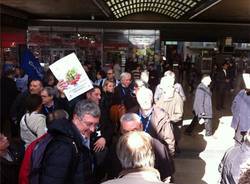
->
[41, 95, 49, 98]
[79, 117, 98, 129]
[85, 122, 98, 129]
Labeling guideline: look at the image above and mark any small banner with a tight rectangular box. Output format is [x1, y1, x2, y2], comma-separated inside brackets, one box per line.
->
[21, 49, 44, 80]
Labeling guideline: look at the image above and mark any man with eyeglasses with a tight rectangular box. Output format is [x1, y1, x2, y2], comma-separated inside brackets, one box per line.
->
[39, 99, 100, 184]
[86, 86, 114, 183]
[100, 69, 119, 87]
[41, 86, 68, 116]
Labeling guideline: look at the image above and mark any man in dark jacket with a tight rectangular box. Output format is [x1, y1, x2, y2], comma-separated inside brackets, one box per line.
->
[100, 69, 119, 87]
[86, 86, 114, 182]
[185, 75, 213, 136]
[112, 72, 137, 112]
[86, 86, 114, 149]
[216, 62, 229, 110]
[0, 69, 18, 134]
[40, 99, 100, 184]
[107, 113, 174, 183]
[148, 64, 159, 93]
[10, 79, 43, 137]
[41, 86, 69, 117]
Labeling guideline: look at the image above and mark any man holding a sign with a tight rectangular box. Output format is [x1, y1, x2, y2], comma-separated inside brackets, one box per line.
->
[50, 53, 114, 182]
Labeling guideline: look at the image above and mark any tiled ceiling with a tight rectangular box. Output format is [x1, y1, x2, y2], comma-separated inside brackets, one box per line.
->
[1, 0, 250, 23]
[104, 0, 203, 19]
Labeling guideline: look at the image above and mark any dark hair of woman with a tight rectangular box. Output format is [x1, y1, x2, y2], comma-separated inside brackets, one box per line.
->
[25, 94, 42, 113]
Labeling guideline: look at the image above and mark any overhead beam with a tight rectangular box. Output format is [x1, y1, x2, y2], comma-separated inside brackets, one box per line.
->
[91, 0, 111, 18]
[0, 4, 28, 19]
[189, 0, 222, 20]
[0, 5, 28, 28]
[29, 19, 250, 27]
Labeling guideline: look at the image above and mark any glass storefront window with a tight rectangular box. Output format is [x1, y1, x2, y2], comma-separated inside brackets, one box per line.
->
[1, 30, 26, 74]
[27, 26, 102, 70]
[27, 26, 160, 72]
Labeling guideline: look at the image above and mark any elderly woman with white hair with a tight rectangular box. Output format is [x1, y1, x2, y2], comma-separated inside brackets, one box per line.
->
[154, 71, 184, 123]
[185, 74, 213, 136]
[154, 70, 186, 103]
[154, 71, 184, 153]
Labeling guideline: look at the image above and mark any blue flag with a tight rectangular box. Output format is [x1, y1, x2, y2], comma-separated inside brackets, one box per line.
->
[21, 49, 44, 80]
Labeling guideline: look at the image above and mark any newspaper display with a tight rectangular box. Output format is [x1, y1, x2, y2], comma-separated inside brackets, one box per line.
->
[49, 53, 93, 101]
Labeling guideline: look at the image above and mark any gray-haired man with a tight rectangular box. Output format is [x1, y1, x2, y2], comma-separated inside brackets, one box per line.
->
[39, 99, 100, 184]
[107, 113, 174, 182]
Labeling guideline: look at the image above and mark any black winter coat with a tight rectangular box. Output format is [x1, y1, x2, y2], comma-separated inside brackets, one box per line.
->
[112, 83, 138, 112]
[41, 97, 69, 117]
[10, 90, 29, 123]
[1, 76, 18, 122]
[216, 69, 228, 92]
[90, 106, 114, 148]
[40, 118, 94, 184]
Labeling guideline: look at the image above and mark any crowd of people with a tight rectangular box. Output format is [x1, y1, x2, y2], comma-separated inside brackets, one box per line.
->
[0, 60, 250, 184]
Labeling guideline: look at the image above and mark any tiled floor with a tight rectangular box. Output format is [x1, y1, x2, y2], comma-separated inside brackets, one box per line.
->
[173, 89, 237, 184]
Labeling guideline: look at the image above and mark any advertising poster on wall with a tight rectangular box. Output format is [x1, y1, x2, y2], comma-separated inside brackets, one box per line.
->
[49, 53, 93, 101]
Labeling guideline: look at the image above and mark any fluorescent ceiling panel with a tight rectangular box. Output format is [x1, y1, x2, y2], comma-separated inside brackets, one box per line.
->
[104, 0, 204, 19]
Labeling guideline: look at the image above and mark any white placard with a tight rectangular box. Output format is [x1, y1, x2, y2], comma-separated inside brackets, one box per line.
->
[243, 73, 250, 89]
[49, 53, 93, 101]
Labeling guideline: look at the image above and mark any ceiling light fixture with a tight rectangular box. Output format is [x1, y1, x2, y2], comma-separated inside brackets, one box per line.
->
[105, 0, 203, 19]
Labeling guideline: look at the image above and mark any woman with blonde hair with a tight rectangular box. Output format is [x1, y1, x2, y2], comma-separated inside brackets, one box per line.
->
[101, 80, 115, 111]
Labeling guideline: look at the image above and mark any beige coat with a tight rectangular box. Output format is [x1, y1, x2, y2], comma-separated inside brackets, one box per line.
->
[155, 90, 183, 123]
[150, 106, 175, 156]
[102, 167, 165, 184]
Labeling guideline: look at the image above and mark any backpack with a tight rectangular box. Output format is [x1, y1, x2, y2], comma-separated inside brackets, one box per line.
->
[19, 133, 79, 184]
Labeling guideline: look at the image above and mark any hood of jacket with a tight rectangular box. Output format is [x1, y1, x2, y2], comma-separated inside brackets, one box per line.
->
[197, 83, 212, 96]
[48, 118, 84, 148]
